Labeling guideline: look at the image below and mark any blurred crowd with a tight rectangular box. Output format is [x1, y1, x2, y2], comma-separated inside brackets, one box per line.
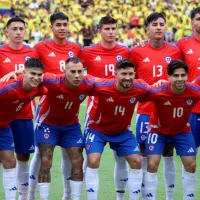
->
[0, 0, 199, 48]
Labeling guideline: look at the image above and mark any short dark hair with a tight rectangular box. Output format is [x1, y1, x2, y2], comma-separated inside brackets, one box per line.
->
[116, 59, 134, 70]
[6, 16, 25, 27]
[146, 12, 166, 26]
[191, 7, 200, 20]
[167, 60, 189, 75]
[65, 57, 82, 65]
[99, 16, 117, 29]
[50, 12, 69, 25]
[25, 58, 44, 70]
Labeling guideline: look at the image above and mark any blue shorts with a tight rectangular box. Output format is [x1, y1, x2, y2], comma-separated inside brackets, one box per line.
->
[189, 113, 200, 147]
[84, 128, 140, 157]
[35, 122, 84, 148]
[0, 126, 14, 151]
[10, 119, 34, 154]
[136, 114, 150, 144]
[146, 132, 196, 156]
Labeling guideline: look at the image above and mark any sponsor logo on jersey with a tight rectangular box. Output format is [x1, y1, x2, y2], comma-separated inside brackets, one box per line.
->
[56, 94, 64, 99]
[106, 97, 114, 102]
[77, 138, 83, 144]
[68, 51, 74, 57]
[3, 57, 11, 63]
[187, 147, 195, 153]
[48, 52, 56, 57]
[116, 55, 122, 61]
[94, 55, 101, 61]
[25, 56, 31, 61]
[186, 49, 193, 54]
[130, 97, 136, 104]
[79, 94, 86, 100]
[142, 57, 150, 62]
[13, 100, 19, 104]
[186, 99, 193, 105]
[165, 56, 172, 64]
[163, 101, 171, 105]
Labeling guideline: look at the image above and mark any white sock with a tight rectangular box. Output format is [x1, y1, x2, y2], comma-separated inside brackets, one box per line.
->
[141, 156, 147, 199]
[3, 168, 17, 200]
[70, 180, 83, 200]
[163, 157, 176, 200]
[17, 160, 29, 200]
[61, 148, 72, 200]
[113, 151, 128, 200]
[85, 167, 99, 200]
[128, 169, 142, 200]
[38, 182, 50, 200]
[144, 172, 158, 200]
[182, 170, 196, 200]
[28, 147, 41, 200]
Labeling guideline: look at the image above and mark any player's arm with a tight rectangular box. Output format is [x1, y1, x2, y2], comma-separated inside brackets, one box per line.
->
[0, 70, 23, 82]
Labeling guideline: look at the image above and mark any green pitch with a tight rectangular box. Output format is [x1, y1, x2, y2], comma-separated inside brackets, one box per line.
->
[0, 102, 200, 199]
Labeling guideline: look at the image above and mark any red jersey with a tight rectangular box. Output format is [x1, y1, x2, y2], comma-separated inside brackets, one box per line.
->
[79, 43, 130, 117]
[0, 77, 47, 129]
[38, 73, 95, 126]
[34, 39, 81, 74]
[130, 41, 182, 115]
[88, 79, 148, 135]
[147, 82, 200, 135]
[0, 44, 38, 119]
[177, 36, 200, 113]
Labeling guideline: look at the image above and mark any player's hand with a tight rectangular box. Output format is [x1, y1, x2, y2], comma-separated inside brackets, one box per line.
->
[0, 71, 17, 82]
[152, 79, 167, 87]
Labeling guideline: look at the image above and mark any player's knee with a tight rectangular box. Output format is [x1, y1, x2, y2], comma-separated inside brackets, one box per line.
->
[129, 155, 142, 169]
[41, 156, 53, 169]
[87, 155, 100, 168]
[184, 161, 196, 173]
[147, 159, 159, 172]
[2, 156, 16, 169]
[71, 154, 83, 168]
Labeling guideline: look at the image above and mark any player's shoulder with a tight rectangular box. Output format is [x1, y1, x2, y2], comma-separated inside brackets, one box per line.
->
[130, 42, 148, 54]
[165, 42, 180, 50]
[177, 36, 193, 45]
[0, 78, 22, 95]
[94, 78, 115, 88]
[43, 73, 65, 85]
[147, 83, 169, 94]
[133, 79, 148, 90]
[186, 82, 200, 92]
[82, 74, 95, 85]
[34, 39, 52, 48]
[0, 44, 7, 50]
[82, 43, 99, 52]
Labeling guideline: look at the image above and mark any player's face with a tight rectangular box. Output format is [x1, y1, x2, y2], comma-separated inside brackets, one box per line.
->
[6, 22, 26, 44]
[147, 17, 166, 40]
[23, 67, 43, 90]
[65, 62, 84, 89]
[168, 68, 188, 93]
[99, 24, 117, 43]
[51, 19, 69, 39]
[192, 13, 200, 33]
[116, 67, 135, 91]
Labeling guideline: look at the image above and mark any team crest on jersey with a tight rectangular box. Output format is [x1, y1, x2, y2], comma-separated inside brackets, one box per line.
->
[68, 51, 74, 57]
[116, 55, 122, 61]
[79, 94, 86, 101]
[186, 99, 193, 105]
[165, 56, 172, 64]
[141, 135, 146, 141]
[25, 56, 31, 61]
[149, 145, 154, 151]
[44, 133, 49, 139]
[130, 97, 136, 104]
